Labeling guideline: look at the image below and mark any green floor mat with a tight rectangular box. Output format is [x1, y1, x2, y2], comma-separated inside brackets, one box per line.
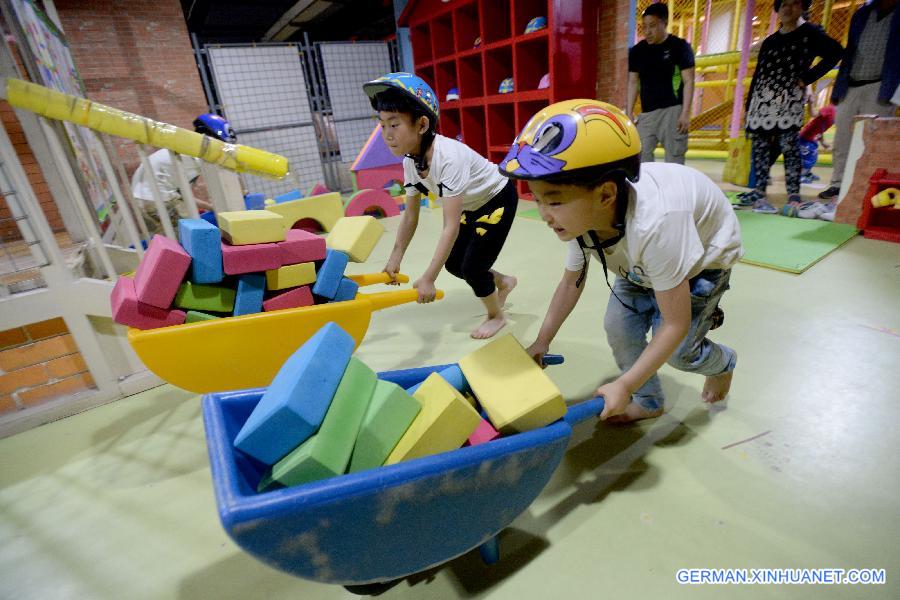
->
[735, 211, 857, 273]
[518, 208, 542, 220]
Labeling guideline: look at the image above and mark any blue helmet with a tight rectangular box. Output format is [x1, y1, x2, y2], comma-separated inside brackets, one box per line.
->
[363, 72, 439, 126]
[193, 113, 235, 143]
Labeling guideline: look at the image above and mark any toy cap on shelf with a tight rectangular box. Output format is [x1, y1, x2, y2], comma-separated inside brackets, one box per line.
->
[538, 73, 550, 89]
[525, 16, 547, 34]
[498, 77, 514, 94]
[473, 36, 481, 48]
[446, 87, 459, 101]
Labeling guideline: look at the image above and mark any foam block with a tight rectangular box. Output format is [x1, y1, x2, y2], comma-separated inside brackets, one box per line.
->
[218, 210, 286, 245]
[308, 183, 330, 196]
[274, 189, 303, 203]
[325, 216, 385, 263]
[111, 276, 186, 330]
[265, 262, 316, 290]
[185, 310, 221, 323]
[221, 241, 281, 275]
[178, 218, 223, 284]
[467, 419, 501, 446]
[266, 192, 344, 232]
[459, 334, 566, 433]
[133, 234, 191, 309]
[407, 364, 468, 396]
[384, 373, 481, 465]
[233, 273, 265, 316]
[199, 211, 217, 226]
[278, 228, 326, 265]
[332, 277, 359, 302]
[344, 188, 400, 218]
[234, 322, 355, 465]
[174, 281, 236, 312]
[258, 357, 377, 490]
[263, 285, 314, 311]
[311, 249, 348, 299]
[244, 193, 266, 210]
[348, 380, 421, 473]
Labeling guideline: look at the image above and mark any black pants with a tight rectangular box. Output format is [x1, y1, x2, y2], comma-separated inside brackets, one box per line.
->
[751, 130, 801, 196]
[445, 180, 517, 297]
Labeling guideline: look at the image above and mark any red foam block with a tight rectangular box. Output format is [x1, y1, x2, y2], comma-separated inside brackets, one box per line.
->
[222, 241, 282, 275]
[466, 419, 501, 446]
[111, 276, 186, 330]
[278, 229, 326, 265]
[133, 234, 191, 309]
[262, 285, 314, 312]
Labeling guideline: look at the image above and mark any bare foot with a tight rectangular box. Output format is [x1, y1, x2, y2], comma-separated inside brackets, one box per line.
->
[496, 275, 517, 307]
[702, 370, 733, 403]
[471, 314, 507, 339]
[605, 402, 664, 424]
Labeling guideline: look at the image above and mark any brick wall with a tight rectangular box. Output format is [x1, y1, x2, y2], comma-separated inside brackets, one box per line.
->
[0, 318, 96, 415]
[835, 117, 900, 227]
[596, 0, 632, 107]
[55, 0, 208, 172]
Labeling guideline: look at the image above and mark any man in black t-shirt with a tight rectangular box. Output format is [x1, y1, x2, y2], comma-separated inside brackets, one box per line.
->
[626, 2, 696, 164]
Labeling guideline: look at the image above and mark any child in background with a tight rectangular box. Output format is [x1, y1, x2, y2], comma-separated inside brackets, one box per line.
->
[799, 103, 835, 184]
[363, 73, 518, 339]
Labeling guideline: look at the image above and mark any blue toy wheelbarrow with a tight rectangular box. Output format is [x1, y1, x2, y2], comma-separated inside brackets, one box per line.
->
[201, 358, 604, 587]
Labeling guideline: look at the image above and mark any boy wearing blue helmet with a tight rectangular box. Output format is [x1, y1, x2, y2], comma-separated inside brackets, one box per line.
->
[131, 113, 235, 235]
[501, 100, 742, 422]
[363, 73, 518, 339]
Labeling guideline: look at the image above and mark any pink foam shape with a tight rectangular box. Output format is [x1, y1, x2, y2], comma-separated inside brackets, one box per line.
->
[262, 285, 314, 312]
[221, 241, 282, 275]
[467, 419, 501, 446]
[111, 276, 186, 330]
[344, 188, 400, 218]
[278, 229, 326, 265]
[133, 234, 191, 309]
[309, 183, 331, 196]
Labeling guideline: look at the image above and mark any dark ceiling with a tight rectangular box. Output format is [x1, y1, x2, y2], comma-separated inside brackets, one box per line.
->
[180, 0, 397, 45]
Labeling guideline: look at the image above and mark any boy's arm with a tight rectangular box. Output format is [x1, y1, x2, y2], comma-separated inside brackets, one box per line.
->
[413, 195, 463, 302]
[384, 193, 421, 281]
[626, 72, 640, 122]
[526, 267, 586, 365]
[678, 68, 695, 133]
[597, 279, 692, 419]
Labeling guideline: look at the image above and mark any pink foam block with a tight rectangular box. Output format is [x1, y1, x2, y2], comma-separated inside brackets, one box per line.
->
[262, 285, 314, 312]
[133, 235, 191, 309]
[278, 229, 326, 265]
[111, 276, 186, 330]
[466, 419, 501, 446]
[221, 241, 282, 275]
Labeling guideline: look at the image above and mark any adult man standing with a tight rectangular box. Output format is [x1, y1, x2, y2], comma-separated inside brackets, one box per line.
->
[627, 2, 696, 164]
[819, 0, 898, 202]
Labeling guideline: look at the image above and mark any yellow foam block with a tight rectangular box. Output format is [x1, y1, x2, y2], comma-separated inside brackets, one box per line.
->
[459, 334, 566, 433]
[326, 216, 385, 263]
[266, 192, 344, 232]
[265, 262, 316, 290]
[384, 373, 480, 465]
[218, 210, 286, 245]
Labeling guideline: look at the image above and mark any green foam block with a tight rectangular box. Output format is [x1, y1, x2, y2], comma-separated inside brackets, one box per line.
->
[348, 379, 421, 473]
[174, 281, 236, 312]
[185, 310, 221, 323]
[259, 357, 377, 490]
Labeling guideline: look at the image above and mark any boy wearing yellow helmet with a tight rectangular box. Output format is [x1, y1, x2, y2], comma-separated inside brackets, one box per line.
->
[501, 100, 743, 422]
[364, 73, 518, 339]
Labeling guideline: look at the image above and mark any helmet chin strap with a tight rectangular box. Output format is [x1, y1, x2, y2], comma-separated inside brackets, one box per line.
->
[406, 128, 436, 173]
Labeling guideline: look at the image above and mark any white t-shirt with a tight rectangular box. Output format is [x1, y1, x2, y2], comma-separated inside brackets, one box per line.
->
[131, 149, 201, 203]
[403, 134, 508, 211]
[566, 162, 743, 291]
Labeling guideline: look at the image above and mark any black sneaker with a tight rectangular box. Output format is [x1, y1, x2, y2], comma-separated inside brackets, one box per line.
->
[818, 186, 840, 200]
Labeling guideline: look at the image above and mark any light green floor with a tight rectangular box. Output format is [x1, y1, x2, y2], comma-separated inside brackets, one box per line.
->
[2, 161, 900, 599]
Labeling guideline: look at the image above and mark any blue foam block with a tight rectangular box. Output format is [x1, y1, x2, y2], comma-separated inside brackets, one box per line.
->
[274, 189, 303, 204]
[178, 218, 223, 284]
[233, 273, 265, 316]
[244, 193, 266, 210]
[406, 364, 468, 395]
[332, 277, 359, 302]
[234, 322, 355, 465]
[312, 249, 349, 299]
[199, 211, 217, 226]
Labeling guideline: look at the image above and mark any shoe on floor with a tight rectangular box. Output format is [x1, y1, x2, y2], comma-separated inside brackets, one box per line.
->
[818, 186, 840, 200]
[781, 195, 803, 216]
[800, 172, 821, 184]
[752, 199, 778, 214]
[796, 201, 826, 219]
[735, 189, 765, 209]
[818, 201, 837, 221]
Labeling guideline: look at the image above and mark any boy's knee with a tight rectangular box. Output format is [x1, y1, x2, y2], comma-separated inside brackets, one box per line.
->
[445, 260, 464, 280]
[667, 346, 702, 371]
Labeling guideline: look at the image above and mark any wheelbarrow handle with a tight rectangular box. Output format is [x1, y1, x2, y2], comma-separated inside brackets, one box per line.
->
[542, 354, 564, 366]
[348, 272, 410, 286]
[563, 396, 606, 426]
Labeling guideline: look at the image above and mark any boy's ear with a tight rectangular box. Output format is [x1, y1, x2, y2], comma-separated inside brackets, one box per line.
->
[594, 180, 618, 207]
[417, 115, 430, 134]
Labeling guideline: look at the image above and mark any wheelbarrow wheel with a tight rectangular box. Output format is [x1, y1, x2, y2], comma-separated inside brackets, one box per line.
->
[478, 536, 500, 565]
[343, 579, 402, 596]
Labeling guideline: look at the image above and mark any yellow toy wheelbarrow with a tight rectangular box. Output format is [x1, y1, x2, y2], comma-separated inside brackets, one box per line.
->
[128, 273, 441, 393]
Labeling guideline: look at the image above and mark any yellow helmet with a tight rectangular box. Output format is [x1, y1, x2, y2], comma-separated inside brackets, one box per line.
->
[499, 99, 641, 183]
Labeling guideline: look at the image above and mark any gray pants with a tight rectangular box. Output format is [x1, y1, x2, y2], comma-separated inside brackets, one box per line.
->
[830, 83, 895, 187]
[636, 104, 687, 164]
